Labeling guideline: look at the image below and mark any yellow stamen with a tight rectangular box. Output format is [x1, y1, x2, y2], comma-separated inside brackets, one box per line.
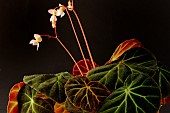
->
[59, 6, 65, 12]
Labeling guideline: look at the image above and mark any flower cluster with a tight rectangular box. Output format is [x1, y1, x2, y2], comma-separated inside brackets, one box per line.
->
[29, 1, 73, 50]
[48, 0, 73, 29]
[48, 4, 65, 28]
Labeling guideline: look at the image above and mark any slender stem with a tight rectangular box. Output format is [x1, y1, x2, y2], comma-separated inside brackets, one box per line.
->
[54, 36, 84, 76]
[54, 6, 60, 10]
[54, 27, 57, 36]
[40, 34, 84, 76]
[73, 10, 95, 68]
[72, 0, 74, 10]
[65, 9, 89, 71]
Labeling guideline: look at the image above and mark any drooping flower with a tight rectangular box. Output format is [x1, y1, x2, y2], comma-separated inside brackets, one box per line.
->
[48, 9, 57, 16]
[48, 4, 65, 28]
[48, 9, 57, 28]
[29, 34, 42, 51]
[56, 4, 65, 18]
[50, 15, 57, 28]
[67, 0, 73, 11]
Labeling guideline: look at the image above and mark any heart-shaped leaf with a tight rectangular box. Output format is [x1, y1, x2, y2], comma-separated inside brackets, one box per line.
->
[87, 48, 157, 90]
[17, 84, 54, 113]
[106, 38, 143, 64]
[7, 82, 25, 113]
[65, 76, 110, 112]
[72, 59, 98, 76]
[65, 98, 89, 113]
[153, 65, 170, 98]
[98, 73, 161, 113]
[23, 72, 72, 102]
[54, 102, 70, 113]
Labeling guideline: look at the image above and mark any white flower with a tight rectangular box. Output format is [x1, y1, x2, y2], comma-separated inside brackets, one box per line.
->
[50, 15, 57, 22]
[67, 0, 73, 11]
[56, 4, 65, 18]
[48, 4, 65, 18]
[29, 34, 42, 51]
[50, 15, 57, 28]
[48, 9, 58, 28]
[48, 9, 57, 16]
[48, 4, 65, 28]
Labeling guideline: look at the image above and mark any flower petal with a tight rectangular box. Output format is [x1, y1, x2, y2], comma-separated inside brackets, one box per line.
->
[50, 15, 57, 22]
[56, 10, 62, 16]
[36, 43, 39, 51]
[56, 9, 65, 18]
[48, 9, 54, 14]
[59, 4, 63, 7]
[29, 39, 35, 44]
[60, 12, 65, 18]
[34, 34, 42, 42]
[29, 40, 38, 46]
[34, 34, 40, 39]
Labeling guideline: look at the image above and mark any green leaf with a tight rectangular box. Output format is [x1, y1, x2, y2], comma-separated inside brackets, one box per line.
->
[105, 38, 143, 64]
[153, 65, 170, 98]
[23, 72, 72, 102]
[87, 48, 157, 90]
[65, 98, 88, 113]
[18, 84, 54, 113]
[98, 73, 161, 113]
[65, 76, 110, 112]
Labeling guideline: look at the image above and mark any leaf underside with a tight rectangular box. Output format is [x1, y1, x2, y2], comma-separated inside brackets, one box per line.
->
[72, 59, 98, 76]
[106, 38, 143, 64]
[7, 82, 25, 113]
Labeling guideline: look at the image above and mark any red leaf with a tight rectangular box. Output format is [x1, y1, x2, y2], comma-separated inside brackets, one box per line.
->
[7, 82, 25, 113]
[161, 95, 170, 105]
[54, 102, 70, 113]
[106, 38, 143, 64]
[72, 59, 98, 76]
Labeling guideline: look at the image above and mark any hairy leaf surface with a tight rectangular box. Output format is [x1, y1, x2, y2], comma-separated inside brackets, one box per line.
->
[65, 77, 110, 112]
[23, 72, 72, 102]
[153, 65, 170, 97]
[98, 74, 161, 113]
[87, 48, 157, 90]
[65, 98, 89, 113]
[18, 84, 54, 113]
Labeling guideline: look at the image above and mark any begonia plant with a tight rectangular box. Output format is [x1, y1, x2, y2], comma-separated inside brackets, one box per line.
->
[7, 0, 170, 113]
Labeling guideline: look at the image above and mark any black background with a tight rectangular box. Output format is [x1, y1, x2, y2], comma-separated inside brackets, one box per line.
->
[0, 0, 170, 112]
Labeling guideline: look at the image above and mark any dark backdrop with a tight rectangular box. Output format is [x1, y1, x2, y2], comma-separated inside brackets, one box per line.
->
[0, 0, 170, 112]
